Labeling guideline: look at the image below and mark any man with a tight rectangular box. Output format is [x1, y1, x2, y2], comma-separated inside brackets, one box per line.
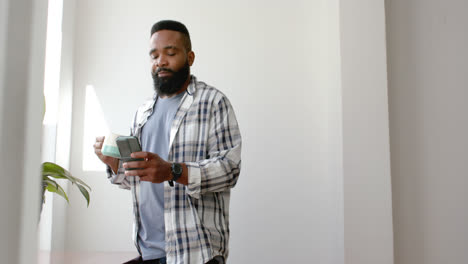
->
[93, 20, 241, 264]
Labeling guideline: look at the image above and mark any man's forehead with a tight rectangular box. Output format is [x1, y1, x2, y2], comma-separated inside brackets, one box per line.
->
[150, 30, 184, 46]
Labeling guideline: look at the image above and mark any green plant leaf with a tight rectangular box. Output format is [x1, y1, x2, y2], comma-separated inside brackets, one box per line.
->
[41, 162, 92, 206]
[42, 162, 68, 179]
[42, 162, 91, 190]
[45, 179, 69, 203]
[43, 178, 58, 189]
[67, 174, 91, 190]
[76, 184, 90, 207]
[55, 184, 69, 203]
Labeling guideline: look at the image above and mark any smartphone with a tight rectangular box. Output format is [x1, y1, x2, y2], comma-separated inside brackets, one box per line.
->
[115, 136, 144, 169]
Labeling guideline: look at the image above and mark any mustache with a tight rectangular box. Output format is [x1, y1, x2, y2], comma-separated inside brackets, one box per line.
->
[155, 68, 175, 74]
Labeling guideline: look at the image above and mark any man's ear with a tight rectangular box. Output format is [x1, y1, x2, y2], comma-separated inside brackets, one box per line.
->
[188, 51, 195, 66]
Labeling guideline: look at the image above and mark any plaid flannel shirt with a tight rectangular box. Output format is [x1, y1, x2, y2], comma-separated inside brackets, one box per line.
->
[107, 76, 241, 264]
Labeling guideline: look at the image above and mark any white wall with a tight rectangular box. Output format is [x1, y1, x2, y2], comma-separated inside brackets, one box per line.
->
[386, 0, 468, 263]
[0, 0, 48, 263]
[339, 1, 394, 263]
[66, 0, 345, 263]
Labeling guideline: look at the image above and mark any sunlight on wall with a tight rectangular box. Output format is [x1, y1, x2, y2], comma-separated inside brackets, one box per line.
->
[82, 85, 109, 171]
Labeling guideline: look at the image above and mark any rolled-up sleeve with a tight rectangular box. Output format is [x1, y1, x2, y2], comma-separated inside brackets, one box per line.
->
[186, 95, 242, 199]
[106, 163, 132, 190]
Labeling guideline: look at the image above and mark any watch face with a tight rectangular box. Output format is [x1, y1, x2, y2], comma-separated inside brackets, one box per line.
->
[172, 163, 183, 175]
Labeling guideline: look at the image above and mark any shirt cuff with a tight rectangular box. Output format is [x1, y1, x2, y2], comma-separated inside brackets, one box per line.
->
[185, 162, 201, 199]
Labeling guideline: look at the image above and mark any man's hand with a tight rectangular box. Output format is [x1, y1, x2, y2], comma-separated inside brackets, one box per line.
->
[93, 136, 119, 173]
[123, 152, 172, 183]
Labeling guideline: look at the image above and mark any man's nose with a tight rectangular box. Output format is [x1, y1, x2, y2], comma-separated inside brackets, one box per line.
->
[154, 55, 168, 67]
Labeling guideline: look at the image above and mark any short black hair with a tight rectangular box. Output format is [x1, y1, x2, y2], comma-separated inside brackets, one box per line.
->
[150, 20, 192, 51]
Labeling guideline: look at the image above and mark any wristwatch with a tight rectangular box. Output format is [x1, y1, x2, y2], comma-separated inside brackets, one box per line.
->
[169, 163, 183, 187]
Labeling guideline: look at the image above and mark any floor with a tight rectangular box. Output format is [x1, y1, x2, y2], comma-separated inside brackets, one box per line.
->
[38, 250, 138, 264]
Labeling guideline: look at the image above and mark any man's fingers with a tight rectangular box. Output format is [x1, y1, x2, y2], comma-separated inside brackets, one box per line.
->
[130, 151, 149, 159]
[124, 169, 147, 177]
[123, 160, 147, 169]
[96, 136, 105, 142]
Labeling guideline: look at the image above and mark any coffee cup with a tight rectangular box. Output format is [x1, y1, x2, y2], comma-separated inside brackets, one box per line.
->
[101, 132, 122, 158]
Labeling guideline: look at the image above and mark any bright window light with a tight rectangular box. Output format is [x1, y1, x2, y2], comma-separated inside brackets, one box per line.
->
[82, 85, 110, 171]
[39, 0, 63, 253]
[43, 0, 63, 125]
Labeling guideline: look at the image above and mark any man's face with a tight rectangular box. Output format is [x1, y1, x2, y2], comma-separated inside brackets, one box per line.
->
[149, 30, 194, 95]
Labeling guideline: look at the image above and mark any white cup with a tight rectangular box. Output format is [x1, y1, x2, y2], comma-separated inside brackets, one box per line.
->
[101, 132, 123, 158]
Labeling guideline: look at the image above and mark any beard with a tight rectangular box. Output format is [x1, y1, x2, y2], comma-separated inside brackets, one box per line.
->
[152, 61, 190, 96]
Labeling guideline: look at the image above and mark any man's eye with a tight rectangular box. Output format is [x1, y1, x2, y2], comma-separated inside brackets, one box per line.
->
[168, 53, 175, 56]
